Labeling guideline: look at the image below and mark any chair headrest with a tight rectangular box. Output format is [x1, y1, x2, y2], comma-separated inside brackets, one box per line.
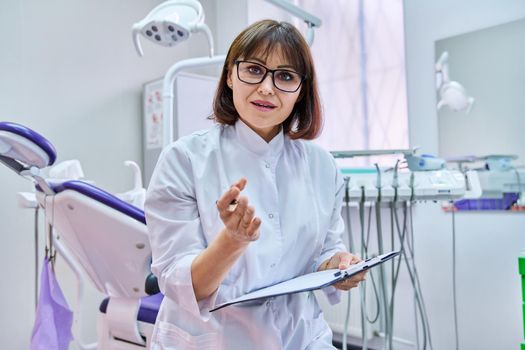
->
[0, 122, 57, 168]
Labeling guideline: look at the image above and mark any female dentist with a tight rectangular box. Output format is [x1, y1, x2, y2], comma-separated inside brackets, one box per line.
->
[145, 19, 366, 350]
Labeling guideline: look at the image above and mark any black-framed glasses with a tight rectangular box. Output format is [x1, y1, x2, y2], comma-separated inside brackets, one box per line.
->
[234, 60, 305, 93]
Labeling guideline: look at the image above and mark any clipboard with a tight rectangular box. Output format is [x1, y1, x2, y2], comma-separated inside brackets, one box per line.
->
[210, 250, 400, 312]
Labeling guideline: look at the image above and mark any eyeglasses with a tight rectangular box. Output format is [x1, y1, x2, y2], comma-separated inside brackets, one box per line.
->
[234, 60, 305, 93]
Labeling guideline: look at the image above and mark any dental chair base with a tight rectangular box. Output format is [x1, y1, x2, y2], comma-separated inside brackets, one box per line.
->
[97, 295, 163, 349]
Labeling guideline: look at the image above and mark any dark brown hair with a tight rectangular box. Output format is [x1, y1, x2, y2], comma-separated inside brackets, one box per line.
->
[212, 20, 322, 140]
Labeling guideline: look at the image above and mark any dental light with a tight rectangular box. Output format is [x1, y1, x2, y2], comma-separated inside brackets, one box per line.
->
[436, 51, 475, 113]
[132, 0, 214, 57]
[266, 0, 322, 46]
[133, 0, 225, 147]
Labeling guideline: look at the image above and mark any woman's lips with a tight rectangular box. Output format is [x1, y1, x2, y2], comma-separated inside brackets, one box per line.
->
[251, 100, 276, 112]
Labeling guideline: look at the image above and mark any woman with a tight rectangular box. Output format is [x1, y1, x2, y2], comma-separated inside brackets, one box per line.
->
[145, 19, 366, 349]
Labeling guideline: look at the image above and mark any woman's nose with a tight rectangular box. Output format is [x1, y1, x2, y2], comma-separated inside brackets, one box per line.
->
[257, 73, 275, 95]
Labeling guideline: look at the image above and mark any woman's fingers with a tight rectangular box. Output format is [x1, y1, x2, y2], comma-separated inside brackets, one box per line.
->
[356, 271, 367, 281]
[217, 178, 248, 214]
[217, 187, 240, 213]
[322, 252, 366, 291]
[338, 254, 353, 270]
[323, 252, 361, 271]
[217, 178, 261, 242]
[233, 177, 247, 191]
[334, 280, 359, 290]
[223, 195, 260, 241]
[334, 270, 367, 290]
[233, 200, 261, 241]
[232, 196, 248, 219]
[245, 216, 262, 240]
[338, 252, 362, 269]
[241, 205, 255, 228]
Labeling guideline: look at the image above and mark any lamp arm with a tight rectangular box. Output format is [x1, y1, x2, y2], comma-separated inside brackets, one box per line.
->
[178, 0, 204, 27]
[266, 0, 321, 27]
[436, 51, 450, 83]
[196, 23, 215, 57]
[265, 0, 321, 45]
[162, 55, 226, 147]
[305, 22, 315, 46]
[132, 24, 144, 56]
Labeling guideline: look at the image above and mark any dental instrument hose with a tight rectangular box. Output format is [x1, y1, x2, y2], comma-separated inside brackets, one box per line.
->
[407, 175, 434, 349]
[451, 205, 459, 350]
[393, 203, 434, 350]
[359, 199, 369, 350]
[408, 204, 434, 350]
[357, 198, 383, 350]
[365, 205, 381, 326]
[375, 204, 390, 350]
[388, 202, 397, 350]
[374, 164, 390, 350]
[389, 202, 420, 348]
[408, 204, 421, 350]
[342, 176, 353, 350]
[400, 203, 430, 350]
[389, 201, 433, 350]
[341, 179, 382, 350]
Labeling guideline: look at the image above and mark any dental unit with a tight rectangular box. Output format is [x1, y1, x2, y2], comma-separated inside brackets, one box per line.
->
[329, 148, 479, 350]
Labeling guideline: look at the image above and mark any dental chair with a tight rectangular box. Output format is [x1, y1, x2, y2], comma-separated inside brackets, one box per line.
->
[0, 121, 164, 349]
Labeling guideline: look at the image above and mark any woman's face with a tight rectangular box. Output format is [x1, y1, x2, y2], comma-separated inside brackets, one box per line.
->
[227, 50, 302, 142]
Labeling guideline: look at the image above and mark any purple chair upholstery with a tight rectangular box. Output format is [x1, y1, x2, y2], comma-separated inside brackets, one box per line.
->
[0, 121, 57, 166]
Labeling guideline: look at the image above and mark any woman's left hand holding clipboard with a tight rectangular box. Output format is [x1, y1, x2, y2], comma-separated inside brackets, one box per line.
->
[318, 252, 367, 291]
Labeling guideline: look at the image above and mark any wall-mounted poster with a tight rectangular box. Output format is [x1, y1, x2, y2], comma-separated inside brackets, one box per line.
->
[143, 79, 163, 150]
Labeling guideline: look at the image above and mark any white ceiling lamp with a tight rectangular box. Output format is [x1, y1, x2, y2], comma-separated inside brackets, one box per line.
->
[132, 0, 214, 57]
[435, 51, 475, 113]
[132, 0, 224, 147]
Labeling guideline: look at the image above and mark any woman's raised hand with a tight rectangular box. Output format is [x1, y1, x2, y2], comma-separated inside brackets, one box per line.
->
[216, 178, 261, 243]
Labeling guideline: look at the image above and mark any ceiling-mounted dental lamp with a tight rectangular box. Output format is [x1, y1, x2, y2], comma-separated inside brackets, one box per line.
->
[266, 0, 322, 46]
[435, 51, 475, 113]
[132, 0, 214, 57]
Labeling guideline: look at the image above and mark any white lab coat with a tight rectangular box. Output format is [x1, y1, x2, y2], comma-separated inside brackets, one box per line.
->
[145, 120, 346, 349]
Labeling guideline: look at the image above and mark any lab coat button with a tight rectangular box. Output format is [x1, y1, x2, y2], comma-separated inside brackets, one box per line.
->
[265, 163, 270, 168]
[268, 213, 274, 219]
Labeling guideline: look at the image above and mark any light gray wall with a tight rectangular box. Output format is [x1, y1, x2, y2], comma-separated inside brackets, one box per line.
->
[436, 18, 525, 161]
[0, 0, 211, 347]
[216, 0, 249, 54]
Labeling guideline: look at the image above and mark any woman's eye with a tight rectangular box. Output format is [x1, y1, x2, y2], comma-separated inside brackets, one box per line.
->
[277, 71, 296, 82]
[247, 66, 263, 75]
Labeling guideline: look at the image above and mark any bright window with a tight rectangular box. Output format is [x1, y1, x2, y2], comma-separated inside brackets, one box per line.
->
[297, 0, 409, 167]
